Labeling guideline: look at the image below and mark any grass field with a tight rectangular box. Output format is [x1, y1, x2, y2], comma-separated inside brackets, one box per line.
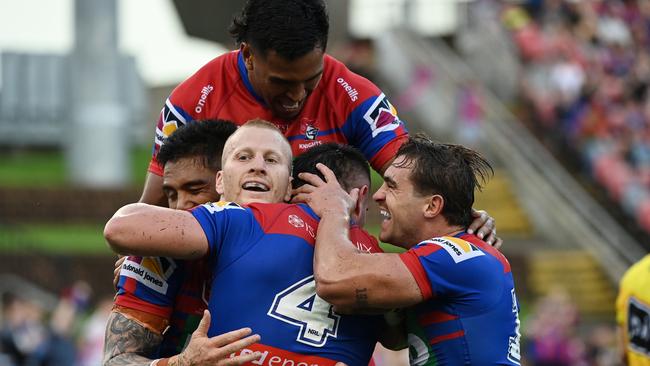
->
[0, 147, 152, 188]
[0, 224, 110, 254]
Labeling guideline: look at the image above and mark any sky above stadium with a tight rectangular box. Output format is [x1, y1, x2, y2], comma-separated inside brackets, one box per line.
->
[0, 0, 462, 88]
[0, 0, 227, 87]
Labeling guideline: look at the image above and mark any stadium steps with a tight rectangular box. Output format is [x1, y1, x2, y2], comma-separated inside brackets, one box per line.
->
[527, 250, 616, 318]
[473, 169, 533, 237]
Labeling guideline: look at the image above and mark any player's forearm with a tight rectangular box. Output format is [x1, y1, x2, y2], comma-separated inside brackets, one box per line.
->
[103, 311, 162, 366]
[314, 211, 364, 306]
[104, 204, 207, 259]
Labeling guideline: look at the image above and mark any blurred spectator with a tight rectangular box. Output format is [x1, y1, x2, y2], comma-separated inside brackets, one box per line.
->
[0, 281, 91, 366]
[616, 254, 650, 365]
[502, 0, 650, 236]
[77, 297, 112, 366]
[524, 287, 588, 366]
[456, 79, 485, 147]
[585, 324, 621, 366]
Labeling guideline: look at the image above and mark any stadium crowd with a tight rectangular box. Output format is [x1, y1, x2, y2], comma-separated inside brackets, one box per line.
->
[502, 0, 650, 234]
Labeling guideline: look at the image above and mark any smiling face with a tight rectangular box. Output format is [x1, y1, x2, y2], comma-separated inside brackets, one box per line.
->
[372, 156, 432, 248]
[217, 123, 293, 204]
[243, 44, 324, 121]
[163, 157, 219, 210]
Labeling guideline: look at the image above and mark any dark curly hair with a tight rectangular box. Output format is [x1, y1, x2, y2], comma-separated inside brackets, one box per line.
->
[229, 0, 329, 60]
[394, 134, 493, 228]
[156, 120, 238, 172]
[292, 143, 370, 191]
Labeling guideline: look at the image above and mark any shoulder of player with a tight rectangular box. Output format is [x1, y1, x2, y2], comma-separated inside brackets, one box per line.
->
[320, 54, 383, 110]
[195, 201, 247, 216]
[412, 236, 493, 263]
[243, 203, 320, 241]
[246, 202, 318, 222]
[620, 254, 650, 285]
[169, 51, 239, 105]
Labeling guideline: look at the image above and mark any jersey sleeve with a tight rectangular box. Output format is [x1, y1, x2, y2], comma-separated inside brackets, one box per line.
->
[190, 202, 261, 269]
[399, 237, 496, 302]
[147, 97, 195, 175]
[147, 53, 233, 175]
[342, 92, 409, 172]
[328, 57, 409, 172]
[115, 256, 186, 320]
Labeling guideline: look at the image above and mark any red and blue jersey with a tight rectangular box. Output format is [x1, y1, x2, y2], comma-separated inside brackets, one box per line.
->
[115, 255, 212, 357]
[399, 233, 521, 365]
[149, 51, 408, 175]
[191, 201, 383, 366]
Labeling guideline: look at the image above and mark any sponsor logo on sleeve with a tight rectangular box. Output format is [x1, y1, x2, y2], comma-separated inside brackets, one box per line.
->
[336, 77, 359, 102]
[202, 201, 244, 214]
[194, 84, 214, 113]
[427, 237, 485, 263]
[628, 297, 650, 356]
[157, 99, 188, 144]
[121, 257, 177, 294]
[363, 94, 402, 138]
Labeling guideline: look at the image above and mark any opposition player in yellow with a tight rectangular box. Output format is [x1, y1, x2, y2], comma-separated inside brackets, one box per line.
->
[616, 254, 650, 365]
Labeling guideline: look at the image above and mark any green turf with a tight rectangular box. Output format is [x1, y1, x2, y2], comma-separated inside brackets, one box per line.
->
[0, 147, 152, 188]
[0, 224, 111, 254]
[364, 224, 405, 253]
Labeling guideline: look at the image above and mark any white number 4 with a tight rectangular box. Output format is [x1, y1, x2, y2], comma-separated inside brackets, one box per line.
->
[268, 276, 340, 347]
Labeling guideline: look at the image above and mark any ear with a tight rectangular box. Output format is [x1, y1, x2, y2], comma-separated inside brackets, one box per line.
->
[283, 176, 293, 203]
[424, 194, 444, 219]
[353, 184, 369, 222]
[215, 171, 225, 198]
[241, 43, 254, 71]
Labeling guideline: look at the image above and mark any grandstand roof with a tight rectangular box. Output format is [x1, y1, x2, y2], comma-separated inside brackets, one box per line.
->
[0, 0, 227, 88]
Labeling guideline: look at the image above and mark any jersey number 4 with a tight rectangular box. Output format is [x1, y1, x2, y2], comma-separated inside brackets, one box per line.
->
[268, 275, 341, 347]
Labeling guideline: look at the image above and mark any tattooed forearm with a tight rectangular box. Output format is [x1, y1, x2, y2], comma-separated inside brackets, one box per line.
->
[103, 311, 163, 366]
[355, 288, 369, 308]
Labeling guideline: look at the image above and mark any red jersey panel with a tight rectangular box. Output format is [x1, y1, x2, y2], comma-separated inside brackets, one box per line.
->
[149, 51, 408, 175]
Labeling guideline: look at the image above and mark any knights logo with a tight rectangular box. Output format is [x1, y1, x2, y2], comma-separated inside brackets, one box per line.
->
[305, 124, 319, 140]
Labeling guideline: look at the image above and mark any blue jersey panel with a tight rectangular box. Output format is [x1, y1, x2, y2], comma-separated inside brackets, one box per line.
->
[191, 202, 381, 366]
[402, 234, 521, 365]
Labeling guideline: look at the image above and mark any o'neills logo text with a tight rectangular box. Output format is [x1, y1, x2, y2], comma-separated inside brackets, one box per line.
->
[195, 85, 214, 113]
[337, 78, 358, 102]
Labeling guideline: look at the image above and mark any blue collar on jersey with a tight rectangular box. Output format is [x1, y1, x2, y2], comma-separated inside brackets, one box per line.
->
[237, 51, 267, 106]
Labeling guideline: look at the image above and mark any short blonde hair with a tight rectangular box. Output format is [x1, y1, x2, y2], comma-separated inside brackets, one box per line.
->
[221, 118, 293, 169]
